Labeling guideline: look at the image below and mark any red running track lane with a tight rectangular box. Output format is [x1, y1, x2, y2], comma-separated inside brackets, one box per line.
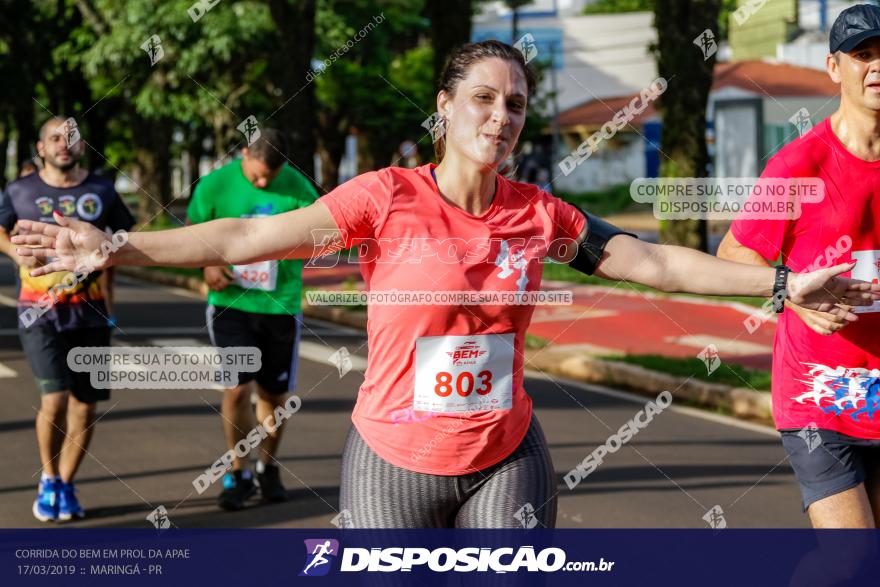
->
[530, 284, 775, 370]
[301, 266, 776, 370]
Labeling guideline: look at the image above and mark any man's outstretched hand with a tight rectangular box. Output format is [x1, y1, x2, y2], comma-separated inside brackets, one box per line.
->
[788, 262, 880, 312]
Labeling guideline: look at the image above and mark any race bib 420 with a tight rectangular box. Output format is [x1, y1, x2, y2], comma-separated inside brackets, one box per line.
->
[232, 260, 278, 291]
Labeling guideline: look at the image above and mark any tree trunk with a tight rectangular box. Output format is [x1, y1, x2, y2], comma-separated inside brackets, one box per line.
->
[316, 111, 347, 191]
[131, 114, 173, 223]
[188, 127, 207, 197]
[268, 0, 317, 182]
[426, 0, 473, 90]
[14, 100, 37, 167]
[653, 0, 720, 251]
[84, 99, 121, 175]
[0, 120, 9, 186]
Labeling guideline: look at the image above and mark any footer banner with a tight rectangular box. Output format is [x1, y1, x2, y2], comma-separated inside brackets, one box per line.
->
[2, 529, 879, 586]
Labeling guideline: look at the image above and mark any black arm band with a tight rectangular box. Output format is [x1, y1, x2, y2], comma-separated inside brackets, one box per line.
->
[568, 205, 639, 276]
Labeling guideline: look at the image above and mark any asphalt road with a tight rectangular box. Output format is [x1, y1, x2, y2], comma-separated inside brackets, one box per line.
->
[0, 258, 809, 529]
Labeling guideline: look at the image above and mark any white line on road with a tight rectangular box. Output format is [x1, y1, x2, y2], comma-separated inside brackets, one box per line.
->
[0, 293, 18, 308]
[0, 362, 16, 378]
[298, 340, 368, 372]
[524, 368, 780, 438]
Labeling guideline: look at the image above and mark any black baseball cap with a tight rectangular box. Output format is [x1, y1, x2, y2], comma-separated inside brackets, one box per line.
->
[830, 4, 880, 53]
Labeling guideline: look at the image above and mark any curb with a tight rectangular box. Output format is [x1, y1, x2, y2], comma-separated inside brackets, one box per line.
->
[120, 267, 772, 425]
[524, 346, 772, 425]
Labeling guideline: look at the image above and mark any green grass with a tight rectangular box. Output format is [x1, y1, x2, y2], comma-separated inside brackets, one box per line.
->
[555, 184, 651, 217]
[137, 212, 185, 231]
[540, 262, 768, 309]
[525, 333, 550, 349]
[600, 353, 771, 391]
[144, 266, 202, 278]
[339, 276, 367, 311]
[582, 0, 652, 14]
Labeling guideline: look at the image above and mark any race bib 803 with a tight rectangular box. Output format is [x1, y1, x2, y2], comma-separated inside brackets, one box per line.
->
[414, 333, 514, 413]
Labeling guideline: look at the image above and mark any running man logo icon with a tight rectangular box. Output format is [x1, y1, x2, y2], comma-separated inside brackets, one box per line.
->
[693, 29, 717, 60]
[331, 509, 354, 529]
[237, 116, 261, 146]
[146, 505, 171, 529]
[789, 108, 813, 137]
[514, 503, 539, 529]
[140, 35, 164, 66]
[421, 112, 446, 142]
[702, 505, 727, 529]
[329, 347, 353, 377]
[300, 539, 340, 577]
[514, 33, 539, 65]
[797, 423, 822, 453]
[57, 118, 80, 149]
[697, 344, 721, 375]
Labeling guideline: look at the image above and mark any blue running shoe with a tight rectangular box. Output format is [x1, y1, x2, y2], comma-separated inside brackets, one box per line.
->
[57, 482, 85, 521]
[218, 470, 256, 511]
[32, 478, 59, 522]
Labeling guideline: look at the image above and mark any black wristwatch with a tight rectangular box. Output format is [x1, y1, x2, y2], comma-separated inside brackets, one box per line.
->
[772, 265, 791, 313]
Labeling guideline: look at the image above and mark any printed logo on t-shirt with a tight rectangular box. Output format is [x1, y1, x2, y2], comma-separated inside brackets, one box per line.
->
[58, 195, 76, 216]
[494, 240, 529, 292]
[793, 363, 880, 421]
[36, 196, 53, 217]
[76, 193, 103, 220]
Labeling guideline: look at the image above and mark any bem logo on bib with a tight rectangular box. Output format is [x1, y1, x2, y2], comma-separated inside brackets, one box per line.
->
[447, 340, 487, 366]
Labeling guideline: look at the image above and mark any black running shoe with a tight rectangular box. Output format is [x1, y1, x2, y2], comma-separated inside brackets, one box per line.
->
[218, 470, 256, 511]
[256, 463, 288, 503]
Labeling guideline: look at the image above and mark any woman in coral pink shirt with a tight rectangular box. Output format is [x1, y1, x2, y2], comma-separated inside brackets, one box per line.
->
[14, 41, 877, 528]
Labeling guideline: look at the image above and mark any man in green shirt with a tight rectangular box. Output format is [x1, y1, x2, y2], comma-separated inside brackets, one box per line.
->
[187, 128, 318, 510]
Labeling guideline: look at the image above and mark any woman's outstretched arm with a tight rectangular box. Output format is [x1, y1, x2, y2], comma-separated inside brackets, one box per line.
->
[12, 200, 342, 275]
[590, 233, 879, 313]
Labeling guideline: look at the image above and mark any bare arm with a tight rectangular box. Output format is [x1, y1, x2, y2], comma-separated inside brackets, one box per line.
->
[594, 234, 779, 296]
[568, 227, 878, 311]
[0, 227, 18, 261]
[13, 200, 343, 275]
[716, 229, 769, 266]
[0, 226, 38, 268]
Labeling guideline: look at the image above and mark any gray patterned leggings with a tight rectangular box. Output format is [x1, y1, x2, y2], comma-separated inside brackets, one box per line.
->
[339, 415, 557, 528]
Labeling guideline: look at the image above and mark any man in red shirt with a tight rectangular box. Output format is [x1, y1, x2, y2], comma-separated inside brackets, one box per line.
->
[718, 5, 880, 528]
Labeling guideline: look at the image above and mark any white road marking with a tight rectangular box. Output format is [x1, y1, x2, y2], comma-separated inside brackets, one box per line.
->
[664, 334, 772, 355]
[523, 368, 780, 437]
[0, 362, 17, 378]
[148, 338, 207, 347]
[0, 293, 18, 308]
[297, 340, 368, 372]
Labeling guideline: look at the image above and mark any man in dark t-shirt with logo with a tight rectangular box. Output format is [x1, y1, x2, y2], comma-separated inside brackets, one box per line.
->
[0, 117, 135, 522]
